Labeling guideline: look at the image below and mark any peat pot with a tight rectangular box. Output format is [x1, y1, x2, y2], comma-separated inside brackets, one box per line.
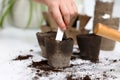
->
[36, 31, 56, 58]
[77, 34, 101, 62]
[45, 37, 74, 68]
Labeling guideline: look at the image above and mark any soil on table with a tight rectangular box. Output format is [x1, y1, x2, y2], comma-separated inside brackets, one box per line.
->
[12, 52, 120, 80]
[13, 55, 33, 60]
[28, 60, 61, 72]
[29, 61, 91, 80]
[27, 56, 92, 80]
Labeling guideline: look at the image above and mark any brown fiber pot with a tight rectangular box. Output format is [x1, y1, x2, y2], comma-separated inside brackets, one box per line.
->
[77, 34, 101, 62]
[45, 38, 74, 68]
[94, 0, 114, 18]
[36, 31, 56, 58]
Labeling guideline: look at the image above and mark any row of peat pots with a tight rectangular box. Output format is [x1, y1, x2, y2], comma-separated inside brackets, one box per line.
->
[36, 28, 120, 68]
[36, 0, 120, 68]
[36, 15, 109, 68]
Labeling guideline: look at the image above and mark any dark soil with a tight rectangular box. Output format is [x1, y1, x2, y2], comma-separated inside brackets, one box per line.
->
[13, 55, 33, 60]
[66, 75, 91, 80]
[28, 59, 92, 80]
[28, 60, 61, 72]
[83, 75, 91, 80]
[29, 49, 34, 52]
[71, 52, 80, 60]
[66, 75, 73, 80]
[113, 60, 117, 63]
[13, 53, 116, 80]
[71, 56, 77, 60]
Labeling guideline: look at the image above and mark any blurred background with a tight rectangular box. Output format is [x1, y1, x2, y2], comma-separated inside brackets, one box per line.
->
[0, 0, 120, 29]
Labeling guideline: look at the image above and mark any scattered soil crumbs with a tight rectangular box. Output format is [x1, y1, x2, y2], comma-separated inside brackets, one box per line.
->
[112, 60, 117, 63]
[110, 69, 115, 72]
[71, 56, 77, 60]
[28, 60, 61, 72]
[32, 76, 39, 80]
[29, 49, 34, 52]
[28, 60, 64, 79]
[27, 55, 118, 80]
[73, 52, 79, 55]
[13, 49, 120, 80]
[66, 75, 73, 80]
[83, 75, 91, 80]
[66, 75, 91, 80]
[28, 60, 93, 80]
[13, 55, 33, 60]
[71, 52, 80, 60]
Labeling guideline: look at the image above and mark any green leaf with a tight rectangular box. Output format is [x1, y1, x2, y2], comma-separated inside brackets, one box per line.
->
[25, 0, 33, 28]
[0, 0, 15, 28]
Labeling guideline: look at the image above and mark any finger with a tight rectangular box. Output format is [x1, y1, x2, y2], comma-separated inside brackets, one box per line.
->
[49, 5, 66, 31]
[65, 0, 75, 17]
[59, 1, 70, 26]
[71, 0, 78, 15]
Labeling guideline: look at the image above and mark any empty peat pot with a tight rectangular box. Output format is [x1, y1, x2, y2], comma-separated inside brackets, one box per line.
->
[77, 34, 101, 62]
[36, 31, 56, 58]
[45, 37, 74, 68]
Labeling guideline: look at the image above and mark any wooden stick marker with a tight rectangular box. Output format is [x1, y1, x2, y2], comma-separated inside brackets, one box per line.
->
[94, 23, 120, 42]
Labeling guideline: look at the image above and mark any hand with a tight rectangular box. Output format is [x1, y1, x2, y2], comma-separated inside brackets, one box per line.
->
[34, 0, 78, 31]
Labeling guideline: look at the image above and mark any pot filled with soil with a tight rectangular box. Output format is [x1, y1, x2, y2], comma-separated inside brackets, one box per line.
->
[36, 31, 56, 58]
[45, 37, 74, 68]
[77, 34, 101, 62]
